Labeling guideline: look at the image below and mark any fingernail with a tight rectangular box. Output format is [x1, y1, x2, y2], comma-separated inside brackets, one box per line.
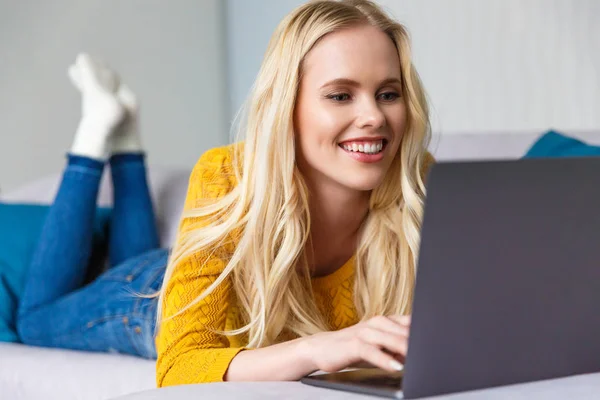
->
[390, 360, 404, 371]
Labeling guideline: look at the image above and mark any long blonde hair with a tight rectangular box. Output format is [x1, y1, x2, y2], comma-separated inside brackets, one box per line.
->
[158, 0, 431, 348]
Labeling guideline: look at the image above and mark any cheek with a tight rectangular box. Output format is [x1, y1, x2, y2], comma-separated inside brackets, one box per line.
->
[296, 103, 351, 147]
[386, 104, 408, 142]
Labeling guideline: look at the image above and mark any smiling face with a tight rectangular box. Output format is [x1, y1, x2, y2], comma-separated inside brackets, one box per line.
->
[294, 23, 407, 193]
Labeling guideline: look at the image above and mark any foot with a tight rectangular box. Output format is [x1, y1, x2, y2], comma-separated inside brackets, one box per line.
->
[110, 84, 143, 154]
[68, 53, 127, 160]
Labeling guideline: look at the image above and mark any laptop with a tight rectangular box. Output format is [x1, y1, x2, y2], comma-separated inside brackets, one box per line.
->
[302, 157, 600, 399]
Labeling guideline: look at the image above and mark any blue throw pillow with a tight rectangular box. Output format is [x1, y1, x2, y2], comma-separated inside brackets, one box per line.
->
[0, 203, 111, 342]
[524, 130, 600, 158]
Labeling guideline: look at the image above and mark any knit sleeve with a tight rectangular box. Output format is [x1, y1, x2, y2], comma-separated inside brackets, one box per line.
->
[421, 151, 436, 182]
[155, 145, 245, 387]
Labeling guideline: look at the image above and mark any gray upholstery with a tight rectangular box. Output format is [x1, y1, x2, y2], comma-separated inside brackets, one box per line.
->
[3, 131, 600, 400]
[0, 165, 192, 248]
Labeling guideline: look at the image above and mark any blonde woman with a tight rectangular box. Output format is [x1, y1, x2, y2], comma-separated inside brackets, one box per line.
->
[156, 0, 434, 386]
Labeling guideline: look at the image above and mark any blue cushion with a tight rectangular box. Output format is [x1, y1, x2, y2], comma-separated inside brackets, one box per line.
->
[524, 130, 600, 158]
[0, 204, 111, 342]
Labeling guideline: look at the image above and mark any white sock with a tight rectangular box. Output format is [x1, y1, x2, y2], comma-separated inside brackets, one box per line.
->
[68, 53, 126, 160]
[110, 121, 143, 154]
[110, 84, 143, 154]
[70, 118, 114, 160]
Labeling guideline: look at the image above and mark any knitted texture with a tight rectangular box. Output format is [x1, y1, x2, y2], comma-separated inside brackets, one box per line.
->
[156, 143, 434, 386]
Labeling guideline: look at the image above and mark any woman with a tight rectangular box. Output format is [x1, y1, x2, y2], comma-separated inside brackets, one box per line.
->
[156, 0, 433, 387]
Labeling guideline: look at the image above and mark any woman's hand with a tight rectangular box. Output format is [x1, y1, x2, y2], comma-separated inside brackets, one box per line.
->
[302, 315, 411, 373]
[225, 315, 411, 382]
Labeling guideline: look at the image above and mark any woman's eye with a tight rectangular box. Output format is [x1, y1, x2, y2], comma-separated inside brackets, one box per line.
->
[378, 92, 400, 102]
[327, 93, 351, 102]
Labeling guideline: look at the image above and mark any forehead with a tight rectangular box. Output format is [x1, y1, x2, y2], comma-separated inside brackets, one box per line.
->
[301, 24, 401, 85]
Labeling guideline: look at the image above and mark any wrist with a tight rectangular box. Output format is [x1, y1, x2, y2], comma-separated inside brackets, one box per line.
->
[294, 336, 319, 375]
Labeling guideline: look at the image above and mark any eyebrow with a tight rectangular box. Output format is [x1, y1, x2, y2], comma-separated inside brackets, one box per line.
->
[319, 77, 402, 89]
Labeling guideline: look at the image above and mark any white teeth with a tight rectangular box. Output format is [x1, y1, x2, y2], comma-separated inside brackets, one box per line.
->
[341, 140, 384, 154]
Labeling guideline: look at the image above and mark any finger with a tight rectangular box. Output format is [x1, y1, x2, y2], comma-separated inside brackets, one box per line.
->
[388, 314, 411, 327]
[367, 316, 410, 337]
[358, 326, 408, 357]
[357, 341, 405, 372]
[348, 360, 377, 369]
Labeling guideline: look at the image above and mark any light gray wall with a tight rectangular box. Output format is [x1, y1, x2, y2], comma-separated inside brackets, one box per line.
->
[4, 0, 598, 191]
[225, 0, 600, 135]
[0, 0, 228, 192]
[377, 0, 600, 134]
[225, 0, 304, 121]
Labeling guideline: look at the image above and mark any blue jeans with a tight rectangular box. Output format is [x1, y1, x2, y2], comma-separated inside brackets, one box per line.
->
[17, 154, 167, 359]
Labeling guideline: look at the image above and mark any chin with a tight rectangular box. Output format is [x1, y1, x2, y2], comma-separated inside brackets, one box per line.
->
[340, 174, 386, 192]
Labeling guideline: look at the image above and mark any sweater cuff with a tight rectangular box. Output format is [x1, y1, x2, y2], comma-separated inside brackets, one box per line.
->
[210, 347, 248, 382]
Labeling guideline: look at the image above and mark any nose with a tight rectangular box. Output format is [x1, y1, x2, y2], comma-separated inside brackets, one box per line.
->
[354, 96, 386, 130]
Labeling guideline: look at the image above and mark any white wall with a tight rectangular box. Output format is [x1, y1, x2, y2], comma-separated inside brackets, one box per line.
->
[3, 0, 598, 191]
[378, 0, 600, 134]
[226, 0, 303, 122]
[226, 0, 600, 135]
[0, 0, 228, 192]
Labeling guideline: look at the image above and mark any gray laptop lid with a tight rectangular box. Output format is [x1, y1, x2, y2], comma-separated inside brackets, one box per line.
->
[403, 157, 600, 399]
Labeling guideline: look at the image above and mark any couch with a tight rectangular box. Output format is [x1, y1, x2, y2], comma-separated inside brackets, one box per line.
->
[2, 131, 600, 400]
[0, 165, 191, 400]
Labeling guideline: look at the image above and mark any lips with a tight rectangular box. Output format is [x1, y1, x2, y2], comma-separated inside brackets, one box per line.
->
[338, 137, 388, 146]
[338, 140, 388, 163]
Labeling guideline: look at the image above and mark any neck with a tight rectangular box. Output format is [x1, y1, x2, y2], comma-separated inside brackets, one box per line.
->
[304, 174, 370, 275]
[309, 183, 369, 237]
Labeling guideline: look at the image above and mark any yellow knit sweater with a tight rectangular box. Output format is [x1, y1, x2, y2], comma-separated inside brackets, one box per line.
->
[155, 143, 433, 387]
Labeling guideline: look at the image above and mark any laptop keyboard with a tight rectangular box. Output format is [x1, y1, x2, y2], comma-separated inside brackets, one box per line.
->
[357, 375, 403, 389]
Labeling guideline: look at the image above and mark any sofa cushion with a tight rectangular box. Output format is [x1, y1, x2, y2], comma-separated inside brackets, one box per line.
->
[524, 130, 600, 158]
[429, 130, 600, 161]
[0, 166, 191, 248]
[0, 342, 154, 400]
[0, 204, 111, 342]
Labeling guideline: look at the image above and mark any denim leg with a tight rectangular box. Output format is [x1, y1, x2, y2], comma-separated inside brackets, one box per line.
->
[108, 153, 160, 268]
[17, 248, 167, 358]
[18, 154, 105, 315]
